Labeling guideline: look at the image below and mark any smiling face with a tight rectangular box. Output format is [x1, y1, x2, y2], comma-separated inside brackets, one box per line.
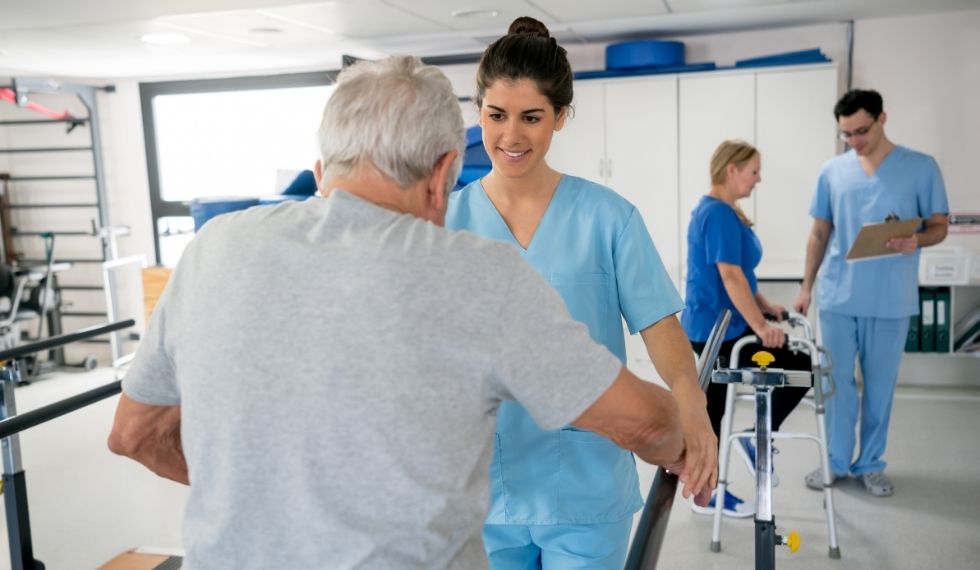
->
[479, 78, 566, 181]
[728, 153, 762, 199]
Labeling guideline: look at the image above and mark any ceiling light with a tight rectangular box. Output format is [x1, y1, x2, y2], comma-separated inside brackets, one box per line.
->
[451, 9, 501, 19]
[249, 27, 283, 34]
[141, 33, 191, 45]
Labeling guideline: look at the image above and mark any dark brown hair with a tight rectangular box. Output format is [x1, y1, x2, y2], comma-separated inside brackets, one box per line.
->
[475, 16, 573, 114]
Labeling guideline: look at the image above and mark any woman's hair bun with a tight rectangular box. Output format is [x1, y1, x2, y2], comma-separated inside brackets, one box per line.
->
[508, 16, 550, 38]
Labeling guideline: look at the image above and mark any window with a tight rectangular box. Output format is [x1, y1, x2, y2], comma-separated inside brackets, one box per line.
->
[140, 71, 337, 263]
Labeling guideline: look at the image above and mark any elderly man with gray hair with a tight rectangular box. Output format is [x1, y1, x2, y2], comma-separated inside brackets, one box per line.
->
[109, 56, 706, 569]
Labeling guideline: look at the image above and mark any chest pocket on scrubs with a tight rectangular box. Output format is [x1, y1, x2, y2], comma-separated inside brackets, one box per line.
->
[549, 272, 612, 345]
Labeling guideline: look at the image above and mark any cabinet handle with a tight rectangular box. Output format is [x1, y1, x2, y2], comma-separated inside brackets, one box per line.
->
[607, 158, 613, 179]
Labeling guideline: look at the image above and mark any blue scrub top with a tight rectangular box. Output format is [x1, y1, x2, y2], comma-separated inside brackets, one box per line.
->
[811, 146, 949, 318]
[682, 196, 762, 342]
[447, 175, 683, 525]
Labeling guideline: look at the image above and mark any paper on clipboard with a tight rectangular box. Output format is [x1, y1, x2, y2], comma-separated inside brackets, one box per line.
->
[846, 217, 921, 262]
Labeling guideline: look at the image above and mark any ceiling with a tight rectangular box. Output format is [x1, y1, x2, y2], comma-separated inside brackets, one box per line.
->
[0, 0, 977, 80]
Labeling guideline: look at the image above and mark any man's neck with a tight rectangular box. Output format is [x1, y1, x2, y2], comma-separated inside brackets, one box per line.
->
[859, 138, 896, 170]
[321, 172, 412, 216]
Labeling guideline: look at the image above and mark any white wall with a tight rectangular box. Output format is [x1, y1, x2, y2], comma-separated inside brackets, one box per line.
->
[37, 8, 979, 384]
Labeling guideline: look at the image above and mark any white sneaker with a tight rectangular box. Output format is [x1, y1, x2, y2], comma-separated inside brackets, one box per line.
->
[691, 490, 755, 518]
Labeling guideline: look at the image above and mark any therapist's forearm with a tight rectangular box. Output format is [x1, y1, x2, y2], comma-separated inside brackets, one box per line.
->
[639, 317, 702, 400]
[800, 228, 829, 292]
[917, 216, 949, 248]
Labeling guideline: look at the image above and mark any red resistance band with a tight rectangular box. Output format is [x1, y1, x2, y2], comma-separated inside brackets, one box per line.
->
[0, 88, 74, 121]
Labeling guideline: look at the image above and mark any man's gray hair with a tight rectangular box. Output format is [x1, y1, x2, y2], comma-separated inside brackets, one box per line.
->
[318, 56, 465, 193]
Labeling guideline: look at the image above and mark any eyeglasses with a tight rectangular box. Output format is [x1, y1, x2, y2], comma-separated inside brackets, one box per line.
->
[838, 116, 878, 141]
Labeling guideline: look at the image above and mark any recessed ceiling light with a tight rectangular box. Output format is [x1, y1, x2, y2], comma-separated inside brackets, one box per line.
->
[451, 9, 501, 19]
[141, 33, 191, 45]
[249, 27, 283, 34]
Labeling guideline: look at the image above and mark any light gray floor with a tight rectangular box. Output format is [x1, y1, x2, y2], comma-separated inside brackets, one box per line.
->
[0, 369, 978, 569]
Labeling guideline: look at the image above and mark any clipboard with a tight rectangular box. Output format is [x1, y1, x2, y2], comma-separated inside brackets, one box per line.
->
[846, 217, 921, 261]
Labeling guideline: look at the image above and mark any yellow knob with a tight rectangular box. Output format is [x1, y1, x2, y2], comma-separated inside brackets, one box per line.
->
[751, 350, 776, 368]
[786, 531, 801, 553]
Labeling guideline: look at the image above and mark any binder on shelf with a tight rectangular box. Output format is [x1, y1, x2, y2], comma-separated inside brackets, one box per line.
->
[919, 288, 936, 353]
[905, 312, 920, 353]
[953, 303, 980, 353]
[934, 288, 951, 353]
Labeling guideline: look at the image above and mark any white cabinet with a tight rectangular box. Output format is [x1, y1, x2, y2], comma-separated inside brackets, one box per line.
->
[548, 76, 681, 285]
[678, 72, 756, 292]
[754, 67, 839, 278]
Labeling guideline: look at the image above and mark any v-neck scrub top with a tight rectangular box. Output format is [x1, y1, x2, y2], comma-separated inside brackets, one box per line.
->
[446, 175, 683, 524]
[811, 146, 948, 318]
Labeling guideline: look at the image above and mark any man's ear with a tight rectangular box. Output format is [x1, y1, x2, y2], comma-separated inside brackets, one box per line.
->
[428, 150, 459, 209]
[313, 159, 324, 194]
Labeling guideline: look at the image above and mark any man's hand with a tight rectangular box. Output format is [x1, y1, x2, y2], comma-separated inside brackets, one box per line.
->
[886, 234, 919, 254]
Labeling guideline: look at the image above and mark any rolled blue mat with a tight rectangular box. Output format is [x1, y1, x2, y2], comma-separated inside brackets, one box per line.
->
[190, 197, 259, 231]
[606, 40, 685, 70]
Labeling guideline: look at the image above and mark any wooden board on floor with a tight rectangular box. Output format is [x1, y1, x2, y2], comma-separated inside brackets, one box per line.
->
[99, 550, 180, 570]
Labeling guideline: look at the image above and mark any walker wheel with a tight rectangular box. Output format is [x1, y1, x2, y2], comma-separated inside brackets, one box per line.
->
[751, 350, 776, 368]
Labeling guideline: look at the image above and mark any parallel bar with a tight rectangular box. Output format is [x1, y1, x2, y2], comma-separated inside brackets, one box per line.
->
[625, 310, 731, 570]
[0, 147, 93, 154]
[0, 381, 121, 440]
[4, 176, 95, 181]
[12, 231, 91, 236]
[0, 119, 89, 126]
[18, 258, 103, 264]
[61, 311, 109, 317]
[59, 285, 104, 291]
[9, 203, 99, 209]
[0, 319, 132, 361]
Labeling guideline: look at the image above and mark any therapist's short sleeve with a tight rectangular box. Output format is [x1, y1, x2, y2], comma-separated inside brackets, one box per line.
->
[614, 208, 684, 334]
[703, 205, 743, 266]
[918, 156, 950, 218]
[488, 252, 622, 432]
[810, 168, 833, 221]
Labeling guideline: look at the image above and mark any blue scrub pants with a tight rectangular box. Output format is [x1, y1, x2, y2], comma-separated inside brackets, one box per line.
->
[483, 518, 633, 570]
[819, 311, 910, 476]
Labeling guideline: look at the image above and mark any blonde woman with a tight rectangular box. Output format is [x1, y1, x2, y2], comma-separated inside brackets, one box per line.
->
[682, 140, 810, 517]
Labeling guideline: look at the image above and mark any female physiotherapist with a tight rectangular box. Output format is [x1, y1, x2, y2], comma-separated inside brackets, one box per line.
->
[682, 140, 810, 517]
[446, 16, 716, 569]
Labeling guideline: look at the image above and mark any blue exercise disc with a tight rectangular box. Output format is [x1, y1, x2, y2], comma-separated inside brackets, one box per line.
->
[606, 40, 685, 70]
[190, 197, 260, 231]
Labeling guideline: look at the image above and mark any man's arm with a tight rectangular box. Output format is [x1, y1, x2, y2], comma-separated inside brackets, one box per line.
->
[108, 393, 189, 485]
[638, 316, 717, 499]
[793, 218, 833, 314]
[886, 213, 949, 252]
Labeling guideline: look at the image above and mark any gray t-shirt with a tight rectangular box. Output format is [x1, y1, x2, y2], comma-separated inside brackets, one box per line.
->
[123, 190, 623, 569]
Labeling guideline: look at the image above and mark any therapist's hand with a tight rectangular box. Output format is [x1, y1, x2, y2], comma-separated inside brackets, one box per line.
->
[671, 388, 718, 501]
[664, 452, 714, 508]
[793, 289, 812, 315]
[886, 234, 919, 254]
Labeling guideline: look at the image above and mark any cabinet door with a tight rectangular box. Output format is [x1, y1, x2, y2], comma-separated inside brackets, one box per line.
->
[605, 76, 681, 287]
[678, 73, 756, 292]
[546, 80, 605, 182]
[754, 67, 838, 278]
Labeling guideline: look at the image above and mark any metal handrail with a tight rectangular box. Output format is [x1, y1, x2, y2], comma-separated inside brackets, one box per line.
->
[624, 309, 731, 569]
[0, 381, 120, 439]
[0, 319, 134, 361]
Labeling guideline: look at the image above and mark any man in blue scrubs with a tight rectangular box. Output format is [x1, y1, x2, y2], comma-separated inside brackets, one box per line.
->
[794, 89, 949, 497]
